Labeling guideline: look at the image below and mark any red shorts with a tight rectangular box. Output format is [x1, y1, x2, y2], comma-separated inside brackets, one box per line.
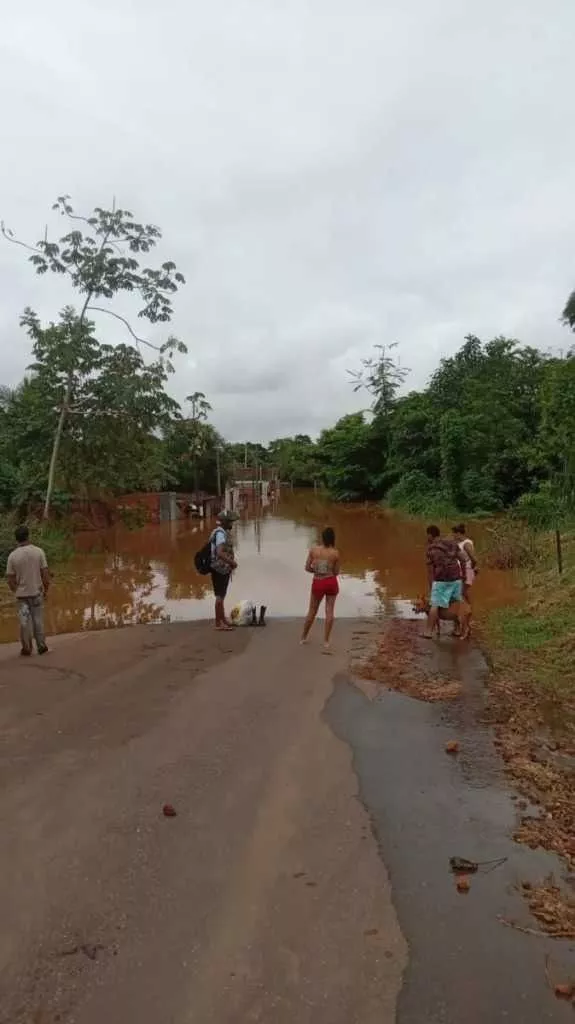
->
[312, 576, 339, 599]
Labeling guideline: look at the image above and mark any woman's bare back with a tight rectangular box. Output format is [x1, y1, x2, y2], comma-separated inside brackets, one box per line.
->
[309, 544, 340, 578]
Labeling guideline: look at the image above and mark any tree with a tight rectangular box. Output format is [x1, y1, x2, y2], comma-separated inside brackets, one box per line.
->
[186, 391, 211, 423]
[348, 343, 409, 418]
[348, 344, 410, 495]
[561, 290, 575, 333]
[163, 417, 227, 496]
[183, 392, 213, 495]
[2, 196, 186, 517]
[387, 391, 440, 482]
[539, 354, 575, 507]
[316, 413, 376, 501]
[427, 336, 548, 509]
[267, 435, 318, 486]
[4, 316, 182, 507]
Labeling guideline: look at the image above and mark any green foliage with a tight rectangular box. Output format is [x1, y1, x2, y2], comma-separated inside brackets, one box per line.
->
[386, 392, 439, 481]
[7, 195, 186, 323]
[348, 343, 409, 419]
[538, 355, 575, 501]
[386, 471, 456, 518]
[267, 435, 318, 486]
[264, 333, 575, 515]
[0, 317, 179, 508]
[163, 417, 226, 495]
[561, 290, 575, 332]
[2, 196, 187, 517]
[513, 486, 565, 532]
[315, 413, 376, 501]
[426, 336, 547, 511]
[0, 515, 72, 575]
[116, 504, 149, 530]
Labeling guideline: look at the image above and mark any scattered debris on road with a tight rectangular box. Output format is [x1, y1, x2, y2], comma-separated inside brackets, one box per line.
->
[162, 803, 177, 817]
[449, 855, 508, 876]
[352, 619, 463, 702]
[450, 856, 478, 874]
[521, 879, 575, 939]
[445, 740, 459, 754]
[545, 954, 575, 1003]
[59, 942, 106, 961]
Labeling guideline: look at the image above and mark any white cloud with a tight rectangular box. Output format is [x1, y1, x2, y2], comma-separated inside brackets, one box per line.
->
[1, 0, 574, 441]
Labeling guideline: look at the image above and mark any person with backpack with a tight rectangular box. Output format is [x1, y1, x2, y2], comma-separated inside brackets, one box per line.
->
[195, 511, 237, 630]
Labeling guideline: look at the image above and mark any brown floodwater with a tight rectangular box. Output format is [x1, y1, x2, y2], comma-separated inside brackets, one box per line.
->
[0, 493, 520, 644]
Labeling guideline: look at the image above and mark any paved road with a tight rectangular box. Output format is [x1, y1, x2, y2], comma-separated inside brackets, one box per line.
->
[1, 620, 573, 1023]
[0, 620, 405, 1024]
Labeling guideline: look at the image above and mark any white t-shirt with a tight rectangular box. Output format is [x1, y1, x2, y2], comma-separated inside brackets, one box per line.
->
[6, 544, 48, 598]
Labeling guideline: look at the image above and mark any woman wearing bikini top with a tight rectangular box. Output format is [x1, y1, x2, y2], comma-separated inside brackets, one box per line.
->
[300, 527, 340, 653]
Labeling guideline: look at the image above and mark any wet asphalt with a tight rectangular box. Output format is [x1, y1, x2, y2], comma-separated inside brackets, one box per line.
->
[325, 636, 575, 1023]
[1, 618, 574, 1022]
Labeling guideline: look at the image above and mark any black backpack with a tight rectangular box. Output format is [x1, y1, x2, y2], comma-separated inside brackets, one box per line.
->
[194, 531, 214, 575]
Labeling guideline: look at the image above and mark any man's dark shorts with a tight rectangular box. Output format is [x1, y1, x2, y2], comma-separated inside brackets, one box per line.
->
[211, 570, 230, 599]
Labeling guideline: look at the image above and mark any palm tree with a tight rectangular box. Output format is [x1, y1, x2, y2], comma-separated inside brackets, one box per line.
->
[184, 392, 212, 496]
[185, 391, 212, 423]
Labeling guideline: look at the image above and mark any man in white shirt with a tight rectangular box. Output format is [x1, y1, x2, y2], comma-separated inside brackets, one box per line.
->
[6, 525, 50, 656]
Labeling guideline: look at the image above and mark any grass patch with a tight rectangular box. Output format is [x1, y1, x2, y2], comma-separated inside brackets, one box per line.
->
[483, 541, 575, 727]
[481, 533, 575, 879]
[489, 605, 574, 652]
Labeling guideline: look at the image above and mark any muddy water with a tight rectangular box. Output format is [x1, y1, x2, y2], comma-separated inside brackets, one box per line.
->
[0, 494, 519, 643]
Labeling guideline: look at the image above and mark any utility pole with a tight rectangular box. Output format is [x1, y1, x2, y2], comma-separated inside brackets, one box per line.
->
[216, 446, 222, 497]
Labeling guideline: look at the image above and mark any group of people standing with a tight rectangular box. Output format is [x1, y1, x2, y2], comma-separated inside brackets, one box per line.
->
[424, 522, 478, 637]
[4, 513, 477, 656]
[208, 513, 477, 646]
[207, 512, 341, 650]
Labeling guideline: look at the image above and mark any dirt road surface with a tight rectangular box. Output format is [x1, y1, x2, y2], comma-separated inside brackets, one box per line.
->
[0, 620, 405, 1024]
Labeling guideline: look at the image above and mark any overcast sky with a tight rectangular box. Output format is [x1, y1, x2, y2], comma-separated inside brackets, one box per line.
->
[1, 0, 574, 441]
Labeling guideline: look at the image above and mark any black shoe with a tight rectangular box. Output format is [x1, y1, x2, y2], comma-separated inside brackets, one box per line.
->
[250, 606, 258, 626]
[258, 605, 267, 626]
[37, 644, 49, 655]
[20, 648, 32, 657]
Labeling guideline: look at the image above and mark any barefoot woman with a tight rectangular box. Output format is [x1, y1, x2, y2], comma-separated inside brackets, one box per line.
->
[300, 527, 340, 651]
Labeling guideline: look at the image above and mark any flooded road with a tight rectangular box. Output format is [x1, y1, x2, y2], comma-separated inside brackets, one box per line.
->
[1, 497, 570, 1022]
[0, 493, 519, 643]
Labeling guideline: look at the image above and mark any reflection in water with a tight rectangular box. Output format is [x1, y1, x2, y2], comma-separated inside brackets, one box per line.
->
[0, 494, 520, 643]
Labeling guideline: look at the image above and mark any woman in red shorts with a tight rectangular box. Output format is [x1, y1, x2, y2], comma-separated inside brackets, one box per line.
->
[300, 527, 340, 652]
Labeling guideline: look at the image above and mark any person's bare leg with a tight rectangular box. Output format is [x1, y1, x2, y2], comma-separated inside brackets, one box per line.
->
[215, 597, 234, 629]
[323, 594, 336, 652]
[423, 605, 439, 639]
[452, 600, 470, 640]
[215, 597, 232, 629]
[301, 593, 321, 643]
[221, 598, 232, 627]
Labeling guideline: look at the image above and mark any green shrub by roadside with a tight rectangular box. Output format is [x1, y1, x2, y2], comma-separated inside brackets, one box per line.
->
[483, 532, 575, 732]
[386, 471, 459, 519]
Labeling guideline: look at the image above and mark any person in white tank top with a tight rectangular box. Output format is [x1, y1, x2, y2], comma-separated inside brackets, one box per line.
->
[452, 523, 478, 601]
